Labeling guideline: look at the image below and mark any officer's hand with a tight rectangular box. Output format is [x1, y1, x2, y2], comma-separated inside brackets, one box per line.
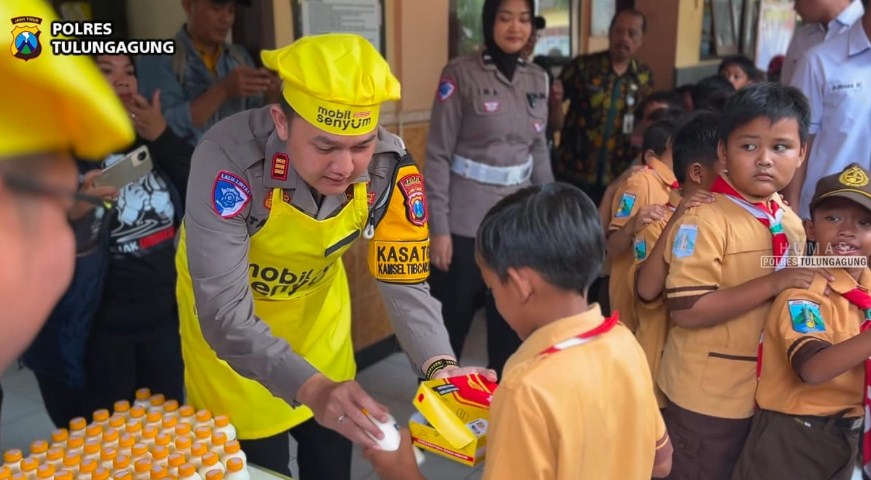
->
[363, 429, 426, 480]
[129, 90, 167, 142]
[430, 235, 452, 272]
[432, 365, 498, 383]
[69, 170, 118, 221]
[222, 66, 271, 98]
[296, 374, 390, 448]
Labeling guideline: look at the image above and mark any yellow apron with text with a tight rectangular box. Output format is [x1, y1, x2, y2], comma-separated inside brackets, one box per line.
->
[176, 183, 369, 439]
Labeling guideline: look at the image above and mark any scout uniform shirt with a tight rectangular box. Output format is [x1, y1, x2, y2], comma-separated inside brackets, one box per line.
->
[629, 188, 682, 407]
[424, 51, 553, 239]
[175, 106, 453, 439]
[757, 268, 871, 418]
[660, 180, 804, 419]
[608, 158, 678, 333]
[483, 305, 668, 480]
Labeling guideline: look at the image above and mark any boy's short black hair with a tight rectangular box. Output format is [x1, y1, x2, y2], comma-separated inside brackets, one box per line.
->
[636, 91, 685, 120]
[672, 111, 721, 184]
[647, 107, 684, 124]
[718, 55, 766, 82]
[719, 82, 810, 144]
[691, 75, 736, 112]
[642, 119, 679, 157]
[476, 183, 604, 295]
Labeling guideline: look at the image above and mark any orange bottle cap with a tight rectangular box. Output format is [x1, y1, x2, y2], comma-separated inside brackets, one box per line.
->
[225, 459, 243, 474]
[93, 410, 110, 423]
[131, 444, 148, 457]
[177, 464, 195, 478]
[130, 406, 145, 419]
[0, 467, 10, 480]
[86, 424, 102, 438]
[114, 472, 132, 480]
[103, 429, 119, 442]
[149, 395, 165, 407]
[20, 458, 38, 472]
[3, 449, 22, 463]
[134, 459, 151, 474]
[142, 426, 158, 439]
[135, 388, 151, 401]
[126, 423, 142, 434]
[194, 410, 211, 422]
[194, 428, 211, 441]
[36, 465, 55, 479]
[167, 454, 186, 468]
[69, 417, 87, 432]
[163, 401, 179, 413]
[210, 433, 227, 446]
[190, 443, 207, 457]
[223, 441, 240, 455]
[63, 453, 81, 467]
[92, 468, 110, 480]
[46, 448, 64, 461]
[55, 470, 73, 480]
[150, 466, 167, 480]
[30, 440, 49, 454]
[146, 412, 162, 424]
[212, 416, 229, 428]
[100, 448, 117, 461]
[50, 429, 69, 443]
[178, 406, 194, 418]
[174, 424, 191, 437]
[161, 417, 178, 430]
[174, 436, 192, 450]
[109, 415, 126, 429]
[113, 455, 131, 469]
[155, 434, 172, 447]
[84, 439, 101, 454]
[67, 436, 84, 448]
[114, 401, 131, 414]
[151, 447, 168, 461]
[201, 453, 218, 467]
[204, 470, 222, 480]
[80, 459, 97, 474]
[119, 433, 135, 448]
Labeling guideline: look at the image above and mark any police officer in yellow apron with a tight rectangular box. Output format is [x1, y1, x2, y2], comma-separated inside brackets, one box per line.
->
[176, 34, 493, 479]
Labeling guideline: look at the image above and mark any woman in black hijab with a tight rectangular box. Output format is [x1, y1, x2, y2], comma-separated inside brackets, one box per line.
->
[423, 0, 554, 376]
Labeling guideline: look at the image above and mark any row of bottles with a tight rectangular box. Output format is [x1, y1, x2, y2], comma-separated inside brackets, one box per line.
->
[1, 389, 246, 480]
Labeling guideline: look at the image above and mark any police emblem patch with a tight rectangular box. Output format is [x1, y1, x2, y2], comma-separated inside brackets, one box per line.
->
[634, 237, 647, 261]
[398, 174, 428, 227]
[10, 16, 42, 62]
[437, 77, 456, 102]
[788, 299, 825, 333]
[213, 171, 251, 218]
[615, 193, 636, 218]
[483, 101, 500, 113]
[672, 224, 698, 258]
[839, 165, 869, 187]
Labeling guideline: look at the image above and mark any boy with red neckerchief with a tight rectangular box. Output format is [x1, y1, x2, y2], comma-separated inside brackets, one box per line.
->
[660, 83, 820, 480]
[365, 184, 672, 479]
[732, 163, 871, 480]
[606, 119, 681, 333]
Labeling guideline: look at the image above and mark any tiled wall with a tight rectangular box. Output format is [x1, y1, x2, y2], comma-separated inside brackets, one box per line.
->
[348, 121, 431, 351]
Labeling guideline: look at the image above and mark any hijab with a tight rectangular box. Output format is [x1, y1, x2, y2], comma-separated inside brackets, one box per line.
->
[481, 0, 534, 81]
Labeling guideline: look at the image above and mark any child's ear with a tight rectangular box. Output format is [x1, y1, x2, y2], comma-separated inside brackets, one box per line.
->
[804, 218, 816, 242]
[506, 267, 533, 304]
[717, 140, 728, 166]
[797, 140, 809, 167]
[687, 163, 703, 184]
[643, 149, 656, 164]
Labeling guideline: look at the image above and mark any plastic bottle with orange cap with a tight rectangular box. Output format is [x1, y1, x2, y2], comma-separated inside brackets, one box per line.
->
[19, 457, 38, 480]
[30, 440, 49, 465]
[133, 389, 151, 410]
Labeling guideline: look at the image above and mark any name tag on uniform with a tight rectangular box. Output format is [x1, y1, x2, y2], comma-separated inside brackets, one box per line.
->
[829, 80, 864, 93]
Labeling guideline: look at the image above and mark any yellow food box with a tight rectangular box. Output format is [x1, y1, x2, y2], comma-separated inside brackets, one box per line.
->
[409, 373, 498, 467]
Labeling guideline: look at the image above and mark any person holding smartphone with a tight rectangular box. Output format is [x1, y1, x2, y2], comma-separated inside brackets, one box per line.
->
[23, 54, 194, 427]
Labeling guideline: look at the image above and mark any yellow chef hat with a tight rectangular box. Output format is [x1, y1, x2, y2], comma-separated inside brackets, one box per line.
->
[261, 33, 401, 136]
[0, 0, 134, 160]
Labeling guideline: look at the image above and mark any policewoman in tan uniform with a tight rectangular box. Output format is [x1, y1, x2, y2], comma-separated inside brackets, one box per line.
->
[426, 0, 553, 375]
[175, 34, 493, 480]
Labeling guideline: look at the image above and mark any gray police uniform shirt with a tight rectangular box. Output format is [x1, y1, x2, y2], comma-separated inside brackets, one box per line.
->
[182, 106, 453, 403]
[425, 52, 554, 238]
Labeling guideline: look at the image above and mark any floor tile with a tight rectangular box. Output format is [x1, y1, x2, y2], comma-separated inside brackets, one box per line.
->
[0, 389, 42, 426]
[0, 408, 55, 451]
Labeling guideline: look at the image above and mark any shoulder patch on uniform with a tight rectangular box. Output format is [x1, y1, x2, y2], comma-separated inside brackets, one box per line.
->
[398, 173, 428, 226]
[212, 171, 251, 218]
[672, 224, 698, 258]
[634, 237, 647, 261]
[788, 299, 826, 333]
[437, 77, 456, 102]
[271, 153, 289, 181]
[615, 192, 637, 218]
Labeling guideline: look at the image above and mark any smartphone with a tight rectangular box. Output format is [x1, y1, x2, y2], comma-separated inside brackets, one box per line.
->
[94, 145, 154, 189]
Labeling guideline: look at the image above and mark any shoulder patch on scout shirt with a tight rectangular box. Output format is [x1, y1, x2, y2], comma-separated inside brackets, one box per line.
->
[672, 224, 698, 258]
[398, 173, 428, 226]
[437, 77, 456, 102]
[788, 299, 826, 333]
[634, 237, 647, 261]
[212, 171, 251, 218]
[615, 192, 637, 218]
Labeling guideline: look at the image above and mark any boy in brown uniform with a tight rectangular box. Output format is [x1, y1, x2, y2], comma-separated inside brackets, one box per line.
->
[365, 183, 672, 479]
[631, 111, 724, 407]
[660, 83, 820, 480]
[607, 119, 680, 332]
[732, 163, 871, 480]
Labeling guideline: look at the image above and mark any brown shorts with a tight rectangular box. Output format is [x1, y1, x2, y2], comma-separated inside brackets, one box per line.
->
[662, 401, 752, 480]
[730, 409, 860, 480]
